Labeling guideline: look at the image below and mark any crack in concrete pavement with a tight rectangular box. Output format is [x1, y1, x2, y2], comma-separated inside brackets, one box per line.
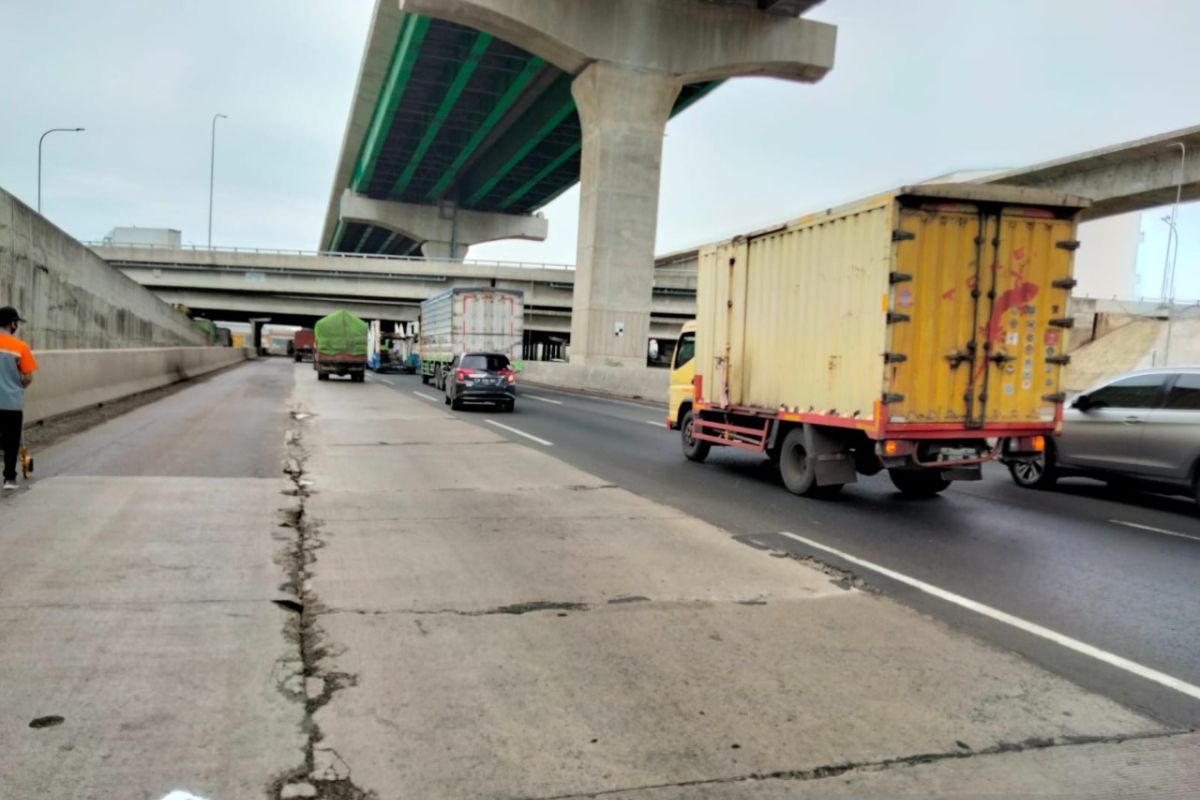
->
[311, 596, 798, 619]
[513, 729, 1193, 800]
[269, 408, 375, 800]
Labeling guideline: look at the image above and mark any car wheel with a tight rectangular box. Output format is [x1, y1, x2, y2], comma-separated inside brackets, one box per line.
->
[680, 410, 710, 463]
[421, 373, 430, 385]
[888, 469, 950, 497]
[504, 401, 515, 413]
[1008, 441, 1058, 490]
[450, 396, 463, 411]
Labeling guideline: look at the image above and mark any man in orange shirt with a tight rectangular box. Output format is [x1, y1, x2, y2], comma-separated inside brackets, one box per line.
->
[0, 307, 37, 490]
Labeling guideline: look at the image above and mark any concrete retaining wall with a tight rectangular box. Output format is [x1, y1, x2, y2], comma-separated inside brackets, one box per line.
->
[0, 186, 208, 349]
[24, 347, 250, 424]
[521, 361, 668, 403]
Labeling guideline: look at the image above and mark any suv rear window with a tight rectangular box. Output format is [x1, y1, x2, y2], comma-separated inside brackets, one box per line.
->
[461, 354, 510, 371]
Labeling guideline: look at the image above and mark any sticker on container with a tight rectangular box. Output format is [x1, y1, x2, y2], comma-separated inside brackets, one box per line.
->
[1045, 378, 1055, 387]
[1024, 305, 1037, 315]
[1004, 384, 1015, 395]
[1045, 330, 1061, 346]
[1022, 379, 1032, 390]
[1009, 318, 1019, 330]
[897, 289, 914, 309]
[1046, 346, 1056, 356]
[1006, 332, 1019, 345]
[1026, 333, 1035, 343]
[1006, 364, 1016, 375]
[1025, 345, 1034, 355]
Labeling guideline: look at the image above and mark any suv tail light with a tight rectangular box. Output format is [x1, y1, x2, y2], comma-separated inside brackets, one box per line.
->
[499, 368, 515, 384]
[455, 369, 470, 383]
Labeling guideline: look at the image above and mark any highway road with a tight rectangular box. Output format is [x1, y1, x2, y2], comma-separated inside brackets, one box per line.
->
[372, 371, 1200, 729]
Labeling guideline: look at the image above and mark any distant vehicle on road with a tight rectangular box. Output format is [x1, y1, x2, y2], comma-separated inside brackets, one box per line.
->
[667, 184, 1089, 498]
[1004, 367, 1200, 510]
[314, 310, 368, 382]
[419, 287, 523, 388]
[367, 321, 414, 373]
[293, 329, 315, 362]
[443, 352, 517, 412]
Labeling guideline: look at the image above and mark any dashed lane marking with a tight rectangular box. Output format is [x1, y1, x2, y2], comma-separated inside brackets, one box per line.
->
[412, 392, 440, 403]
[525, 394, 564, 405]
[485, 419, 553, 447]
[1110, 519, 1200, 542]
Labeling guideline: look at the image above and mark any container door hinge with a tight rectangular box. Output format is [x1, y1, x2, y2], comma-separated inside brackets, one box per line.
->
[1046, 355, 1071, 366]
[889, 271, 913, 284]
[886, 311, 911, 324]
[883, 352, 907, 364]
[1042, 392, 1067, 403]
[1052, 277, 1078, 290]
[892, 229, 916, 242]
[1049, 317, 1075, 329]
[988, 353, 1015, 365]
[882, 392, 905, 404]
[1056, 240, 1081, 251]
[945, 350, 971, 369]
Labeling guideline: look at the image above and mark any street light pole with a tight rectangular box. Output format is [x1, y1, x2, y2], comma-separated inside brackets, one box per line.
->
[1162, 142, 1186, 366]
[208, 113, 228, 248]
[37, 127, 85, 214]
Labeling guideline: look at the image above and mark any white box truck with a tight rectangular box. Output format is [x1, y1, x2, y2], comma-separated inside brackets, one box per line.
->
[419, 287, 524, 387]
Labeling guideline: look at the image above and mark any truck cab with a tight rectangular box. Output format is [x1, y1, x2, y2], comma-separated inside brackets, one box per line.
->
[667, 320, 697, 429]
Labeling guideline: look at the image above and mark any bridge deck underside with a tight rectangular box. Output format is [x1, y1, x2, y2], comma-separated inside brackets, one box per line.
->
[334, 15, 717, 255]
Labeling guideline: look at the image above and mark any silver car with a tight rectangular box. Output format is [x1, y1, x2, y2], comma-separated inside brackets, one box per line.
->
[1007, 367, 1200, 510]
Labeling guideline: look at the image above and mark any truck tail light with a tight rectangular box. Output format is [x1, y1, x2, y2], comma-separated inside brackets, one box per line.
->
[881, 440, 913, 457]
[455, 369, 470, 383]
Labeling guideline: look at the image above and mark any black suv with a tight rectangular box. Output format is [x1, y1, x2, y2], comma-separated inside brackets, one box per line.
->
[443, 353, 517, 412]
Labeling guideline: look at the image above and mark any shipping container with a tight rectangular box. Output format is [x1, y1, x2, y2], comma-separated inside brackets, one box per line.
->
[418, 288, 524, 386]
[293, 329, 315, 362]
[678, 183, 1089, 497]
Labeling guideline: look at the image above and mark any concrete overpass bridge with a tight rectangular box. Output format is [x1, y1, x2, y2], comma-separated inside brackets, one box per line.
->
[323, 0, 837, 366]
[89, 243, 697, 342]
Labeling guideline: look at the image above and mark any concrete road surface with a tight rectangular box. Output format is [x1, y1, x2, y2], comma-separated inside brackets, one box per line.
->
[2, 359, 1197, 799]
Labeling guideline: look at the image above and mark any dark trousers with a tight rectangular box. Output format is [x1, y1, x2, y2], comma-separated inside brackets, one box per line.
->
[0, 409, 22, 481]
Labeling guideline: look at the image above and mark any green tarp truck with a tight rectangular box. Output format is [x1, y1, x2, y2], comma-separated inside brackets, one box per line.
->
[314, 310, 368, 382]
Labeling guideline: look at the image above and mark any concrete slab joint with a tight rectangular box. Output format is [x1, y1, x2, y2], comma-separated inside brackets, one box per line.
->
[339, 190, 548, 261]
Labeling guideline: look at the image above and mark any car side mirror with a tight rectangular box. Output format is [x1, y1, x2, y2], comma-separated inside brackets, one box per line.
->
[1071, 394, 1091, 411]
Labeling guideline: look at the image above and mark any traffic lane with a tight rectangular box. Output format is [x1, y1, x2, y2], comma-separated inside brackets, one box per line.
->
[32, 359, 291, 479]
[393, 380, 1200, 723]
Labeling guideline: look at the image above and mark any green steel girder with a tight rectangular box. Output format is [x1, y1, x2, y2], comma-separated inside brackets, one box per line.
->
[422, 55, 545, 202]
[458, 74, 577, 207]
[497, 140, 580, 211]
[389, 31, 494, 198]
[351, 14, 431, 193]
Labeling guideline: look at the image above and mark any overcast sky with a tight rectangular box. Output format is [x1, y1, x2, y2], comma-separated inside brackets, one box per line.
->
[1, 0, 1196, 300]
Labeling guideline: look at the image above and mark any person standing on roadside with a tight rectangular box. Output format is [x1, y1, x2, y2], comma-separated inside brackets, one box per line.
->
[0, 307, 37, 490]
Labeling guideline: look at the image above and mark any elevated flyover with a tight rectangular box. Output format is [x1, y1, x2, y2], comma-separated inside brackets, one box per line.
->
[90, 243, 697, 339]
[324, 0, 836, 367]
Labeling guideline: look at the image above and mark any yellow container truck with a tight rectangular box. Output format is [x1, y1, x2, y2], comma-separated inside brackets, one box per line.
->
[675, 183, 1090, 497]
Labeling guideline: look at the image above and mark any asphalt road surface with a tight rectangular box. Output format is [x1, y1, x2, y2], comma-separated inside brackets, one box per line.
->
[374, 371, 1200, 729]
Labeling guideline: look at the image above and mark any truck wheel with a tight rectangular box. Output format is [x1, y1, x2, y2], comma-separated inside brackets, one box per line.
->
[680, 410, 710, 463]
[1008, 441, 1058, 490]
[779, 428, 842, 497]
[421, 373, 430, 385]
[888, 469, 950, 497]
[317, 372, 328, 382]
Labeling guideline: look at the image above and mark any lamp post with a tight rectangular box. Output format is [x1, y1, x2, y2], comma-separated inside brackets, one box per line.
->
[37, 127, 85, 214]
[208, 113, 228, 248]
[1161, 143, 1186, 365]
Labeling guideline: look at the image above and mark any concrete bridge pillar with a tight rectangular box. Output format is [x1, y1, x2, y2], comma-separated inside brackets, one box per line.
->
[339, 191, 547, 261]
[570, 63, 681, 366]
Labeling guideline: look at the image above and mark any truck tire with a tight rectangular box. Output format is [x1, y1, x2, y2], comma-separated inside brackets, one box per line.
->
[888, 469, 950, 497]
[421, 373, 430, 385]
[680, 410, 710, 463]
[1008, 440, 1058, 490]
[779, 428, 842, 497]
[317, 371, 329, 382]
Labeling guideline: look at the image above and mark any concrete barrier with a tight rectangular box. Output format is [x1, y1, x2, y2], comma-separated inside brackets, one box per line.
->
[24, 347, 250, 424]
[520, 361, 668, 403]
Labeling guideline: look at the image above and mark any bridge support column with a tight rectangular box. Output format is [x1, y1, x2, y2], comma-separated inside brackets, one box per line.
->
[569, 62, 681, 367]
[339, 191, 547, 261]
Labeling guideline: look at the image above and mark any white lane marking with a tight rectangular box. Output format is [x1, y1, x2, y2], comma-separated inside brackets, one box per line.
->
[412, 391, 440, 403]
[777, 530, 1200, 702]
[1110, 520, 1200, 542]
[486, 419, 553, 446]
[644, 420, 666, 427]
[525, 394, 563, 405]
[525, 384, 665, 412]
[381, 377, 396, 386]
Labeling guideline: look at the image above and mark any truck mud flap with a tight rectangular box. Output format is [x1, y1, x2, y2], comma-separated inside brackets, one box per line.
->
[804, 424, 857, 486]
